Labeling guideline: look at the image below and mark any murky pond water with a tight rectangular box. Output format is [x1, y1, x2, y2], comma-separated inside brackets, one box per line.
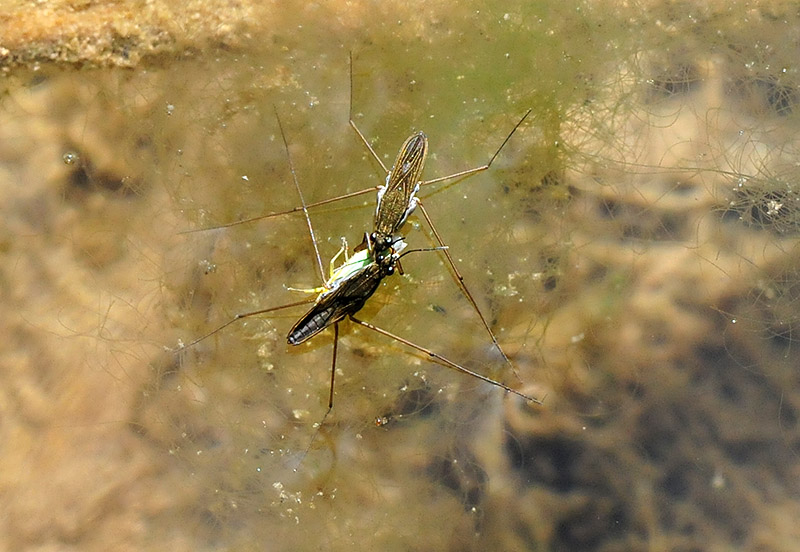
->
[2, 1, 799, 550]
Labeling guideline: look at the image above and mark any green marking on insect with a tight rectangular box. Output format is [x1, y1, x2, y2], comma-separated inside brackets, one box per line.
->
[288, 236, 395, 298]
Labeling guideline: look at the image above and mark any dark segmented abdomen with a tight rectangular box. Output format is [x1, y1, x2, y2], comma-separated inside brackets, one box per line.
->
[287, 303, 339, 345]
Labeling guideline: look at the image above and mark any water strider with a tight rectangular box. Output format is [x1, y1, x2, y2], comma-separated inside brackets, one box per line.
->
[177, 59, 543, 455]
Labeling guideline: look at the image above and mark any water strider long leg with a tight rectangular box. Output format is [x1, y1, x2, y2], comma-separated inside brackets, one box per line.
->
[419, 108, 532, 186]
[415, 200, 518, 377]
[276, 109, 349, 419]
[348, 54, 531, 378]
[175, 298, 315, 351]
[348, 52, 389, 174]
[349, 109, 531, 189]
[328, 323, 339, 409]
[348, 315, 542, 404]
[293, 321, 337, 470]
[296, 303, 543, 470]
[182, 109, 530, 235]
[275, 107, 325, 283]
[177, 110, 338, 351]
[178, 186, 381, 235]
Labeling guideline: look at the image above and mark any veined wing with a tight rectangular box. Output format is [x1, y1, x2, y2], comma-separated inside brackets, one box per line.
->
[373, 131, 428, 240]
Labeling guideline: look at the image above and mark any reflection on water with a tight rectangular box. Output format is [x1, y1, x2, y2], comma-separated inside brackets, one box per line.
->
[2, 1, 800, 550]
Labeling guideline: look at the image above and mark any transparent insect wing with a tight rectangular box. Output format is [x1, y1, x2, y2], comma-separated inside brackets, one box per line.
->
[374, 131, 428, 238]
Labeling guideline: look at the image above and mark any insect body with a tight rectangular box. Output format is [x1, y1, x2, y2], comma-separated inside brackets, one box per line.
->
[287, 236, 405, 345]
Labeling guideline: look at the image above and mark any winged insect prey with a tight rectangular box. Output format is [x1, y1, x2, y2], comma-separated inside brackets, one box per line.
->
[370, 131, 427, 255]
